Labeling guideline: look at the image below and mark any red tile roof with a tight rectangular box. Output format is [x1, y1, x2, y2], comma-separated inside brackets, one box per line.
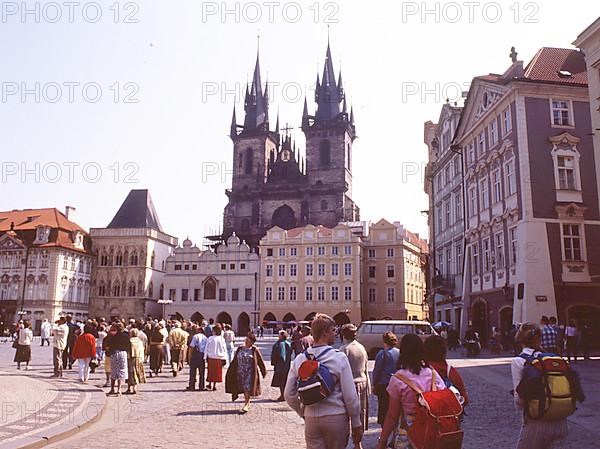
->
[523, 47, 587, 86]
[285, 225, 333, 238]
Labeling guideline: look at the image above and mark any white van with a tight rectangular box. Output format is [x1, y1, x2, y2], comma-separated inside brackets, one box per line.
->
[356, 320, 437, 359]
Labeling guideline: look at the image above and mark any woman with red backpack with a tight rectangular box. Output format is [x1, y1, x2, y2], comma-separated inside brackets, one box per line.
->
[375, 334, 446, 449]
[424, 335, 469, 407]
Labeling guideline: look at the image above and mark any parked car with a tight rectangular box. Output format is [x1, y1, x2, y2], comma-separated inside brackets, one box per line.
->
[356, 320, 437, 359]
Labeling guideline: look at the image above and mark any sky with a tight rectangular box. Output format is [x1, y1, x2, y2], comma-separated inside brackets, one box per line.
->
[1, 1, 597, 246]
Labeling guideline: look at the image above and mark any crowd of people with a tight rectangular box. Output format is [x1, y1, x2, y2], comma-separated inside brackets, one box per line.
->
[8, 312, 591, 449]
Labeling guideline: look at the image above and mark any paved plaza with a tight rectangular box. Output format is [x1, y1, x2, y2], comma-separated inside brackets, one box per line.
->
[1, 339, 599, 449]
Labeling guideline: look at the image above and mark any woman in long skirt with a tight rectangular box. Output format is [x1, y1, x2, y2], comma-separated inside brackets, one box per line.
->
[105, 322, 131, 396]
[14, 321, 33, 370]
[205, 324, 227, 391]
[126, 328, 146, 394]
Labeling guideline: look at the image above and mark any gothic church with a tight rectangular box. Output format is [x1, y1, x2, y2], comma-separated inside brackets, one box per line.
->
[223, 43, 360, 246]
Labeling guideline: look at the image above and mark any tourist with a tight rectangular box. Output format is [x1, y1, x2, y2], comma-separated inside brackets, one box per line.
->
[376, 334, 446, 449]
[40, 319, 52, 346]
[125, 328, 146, 394]
[580, 323, 591, 361]
[372, 331, 400, 428]
[167, 321, 189, 377]
[63, 315, 78, 370]
[52, 317, 69, 377]
[285, 313, 363, 449]
[270, 330, 292, 401]
[512, 323, 568, 448]
[204, 318, 214, 337]
[149, 324, 166, 377]
[300, 326, 314, 350]
[549, 317, 564, 355]
[540, 316, 557, 353]
[102, 330, 112, 387]
[96, 325, 107, 364]
[14, 320, 33, 370]
[339, 323, 370, 433]
[72, 325, 97, 382]
[291, 326, 304, 357]
[105, 322, 131, 396]
[205, 323, 227, 391]
[565, 320, 578, 363]
[187, 327, 208, 391]
[223, 324, 236, 364]
[226, 332, 267, 413]
[424, 334, 469, 406]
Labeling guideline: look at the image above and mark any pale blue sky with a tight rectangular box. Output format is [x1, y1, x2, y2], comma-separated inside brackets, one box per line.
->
[1, 1, 596, 244]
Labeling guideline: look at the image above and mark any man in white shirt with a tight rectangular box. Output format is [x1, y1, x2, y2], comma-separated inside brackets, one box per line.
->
[285, 313, 363, 449]
[52, 317, 69, 377]
[187, 328, 208, 391]
[40, 319, 52, 346]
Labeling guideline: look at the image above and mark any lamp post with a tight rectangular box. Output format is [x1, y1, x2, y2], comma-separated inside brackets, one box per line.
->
[157, 299, 172, 320]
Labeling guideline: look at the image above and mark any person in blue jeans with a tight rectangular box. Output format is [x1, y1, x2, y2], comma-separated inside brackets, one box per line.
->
[186, 328, 208, 391]
[372, 332, 401, 429]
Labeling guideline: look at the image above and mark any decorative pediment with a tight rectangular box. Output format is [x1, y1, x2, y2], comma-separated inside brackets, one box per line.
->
[475, 90, 503, 120]
[549, 132, 581, 147]
[555, 203, 587, 220]
[0, 233, 25, 251]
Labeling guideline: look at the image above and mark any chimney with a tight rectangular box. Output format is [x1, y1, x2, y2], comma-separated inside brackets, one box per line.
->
[65, 206, 76, 220]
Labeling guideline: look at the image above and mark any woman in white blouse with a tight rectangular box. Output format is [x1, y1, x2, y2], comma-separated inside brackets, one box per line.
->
[205, 324, 227, 391]
[14, 320, 33, 370]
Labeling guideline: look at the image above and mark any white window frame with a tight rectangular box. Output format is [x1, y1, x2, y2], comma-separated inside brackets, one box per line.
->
[504, 159, 516, 197]
[489, 119, 498, 147]
[469, 186, 477, 217]
[502, 107, 512, 135]
[480, 177, 489, 210]
[482, 237, 491, 272]
[387, 287, 395, 303]
[471, 242, 479, 275]
[492, 167, 502, 204]
[509, 227, 518, 266]
[561, 223, 585, 261]
[478, 131, 486, 156]
[494, 232, 505, 269]
[550, 99, 574, 128]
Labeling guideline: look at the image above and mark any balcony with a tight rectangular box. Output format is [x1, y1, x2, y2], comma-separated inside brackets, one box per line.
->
[432, 274, 456, 291]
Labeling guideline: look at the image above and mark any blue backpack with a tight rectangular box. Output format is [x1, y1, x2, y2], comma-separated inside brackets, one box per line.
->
[297, 347, 336, 405]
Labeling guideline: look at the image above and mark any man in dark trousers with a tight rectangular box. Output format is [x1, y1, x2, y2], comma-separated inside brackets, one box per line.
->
[63, 315, 78, 369]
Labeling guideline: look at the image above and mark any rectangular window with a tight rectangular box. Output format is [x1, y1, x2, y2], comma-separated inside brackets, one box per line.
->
[266, 248, 273, 256]
[344, 263, 352, 276]
[175, 264, 182, 271]
[480, 178, 489, 210]
[469, 186, 477, 217]
[331, 286, 339, 301]
[318, 246, 325, 256]
[306, 247, 313, 256]
[436, 206, 443, 233]
[454, 156, 461, 177]
[478, 131, 486, 155]
[318, 286, 325, 301]
[387, 264, 395, 278]
[344, 286, 352, 301]
[279, 248, 285, 257]
[169, 289, 176, 301]
[245, 288, 252, 302]
[290, 247, 297, 256]
[278, 264, 285, 277]
[219, 288, 226, 301]
[468, 143, 475, 164]
[318, 263, 325, 276]
[230, 263, 235, 270]
[563, 224, 582, 261]
[265, 287, 272, 301]
[368, 288, 376, 303]
[278, 286, 285, 301]
[305, 286, 313, 301]
[505, 160, 516, 196]
[331, 246, 339, 256]
[387, 248, 394, 257]
[495, 232, 505, 268]
[290, 286, 297, 301]
[510, 227, 518, 265]
[368, 266, 376, 278]
[502, 107, 512, 135]
[194, 289, 201, 301]
[557, 156, 576, 190]
[192, 264, 198, 270]
[436, 173, 442, 191]
[552, 100, 571, 126]
[445, 165, 451, 184]
[492, 168, 502, 203]
[483, 238, 491, 272]
[472, 243, 479, 275]
[306, 263, 313, 276]
[331, 263, 339, 276]
[489, 120, 498, 146]
[438, 252, 444, 277]
[266, 265, 273, 277]
[290, 264, 297, 276]
[387, 287, 395, 303]
[181, 289, 189, 302]
[368, 249, 375, 258]
[445, 248, 452, 275]
[445, 201, 451, 227]
[184, 264, 189, 271]
[220, 263, 226, 270]
[454, 192, 462, 222]
[344, 245, 352, 255]
[232, 288, 239, 302]
[456, 243, 463, 273]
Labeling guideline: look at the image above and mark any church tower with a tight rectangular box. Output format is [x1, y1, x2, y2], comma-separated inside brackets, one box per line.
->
[302, 42, 359, 225]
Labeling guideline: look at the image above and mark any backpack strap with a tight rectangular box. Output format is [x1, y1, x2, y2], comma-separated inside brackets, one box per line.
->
[304, 346, 334, 361]
[430, 368, 438, 392]
[394, 373, 424, 395]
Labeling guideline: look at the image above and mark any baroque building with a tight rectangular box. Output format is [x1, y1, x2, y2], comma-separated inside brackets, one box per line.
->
[223, 43, 359, 246]
[0, 207, 93, 333]
[455, 47, 599, 341]
[162, 234, 260, 335]
[89, 190, 177, 320]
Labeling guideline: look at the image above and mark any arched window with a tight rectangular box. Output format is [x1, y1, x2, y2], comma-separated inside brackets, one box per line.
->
[113, 281, 121, 297]
[151, 251, 156, 268]
[130, 251, 138, 266]
[347, 143, 351, 169]
[159, 283, 164, 300]
[98, 281, 106, 297]
[245, 147, 253, 175]
[203, 277, 217, 300]
[148, 282, 154, 298]
[319, 140, 331, 167]
[128, 281, 136, 297]
[115, 252, 123, 266]
[321, 200, 328, 211]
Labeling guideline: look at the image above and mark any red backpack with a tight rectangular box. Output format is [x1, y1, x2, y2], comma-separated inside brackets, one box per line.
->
[395, 370, 464, 449]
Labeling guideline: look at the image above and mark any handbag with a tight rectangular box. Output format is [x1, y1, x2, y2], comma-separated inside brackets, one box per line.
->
[12, 340, 19, 349]
[89, 358, 99, 369]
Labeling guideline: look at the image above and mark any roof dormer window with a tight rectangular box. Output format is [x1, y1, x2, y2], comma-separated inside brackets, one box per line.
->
[35, 226, 50, 244]
[72, 231, 84, 249]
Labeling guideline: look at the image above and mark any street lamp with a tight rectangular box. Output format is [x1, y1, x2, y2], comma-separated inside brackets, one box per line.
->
[157, 299, 172, 320]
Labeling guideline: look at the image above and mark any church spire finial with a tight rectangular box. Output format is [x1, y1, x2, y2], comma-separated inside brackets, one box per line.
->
[243, 41, 269, 132]
[230, 104, 237, 139]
